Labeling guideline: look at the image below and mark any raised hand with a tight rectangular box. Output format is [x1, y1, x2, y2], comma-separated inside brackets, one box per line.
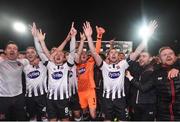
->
[147, 20, 158, 38]
[37, 29, 46, 42]
[130, 20, 158, 61]
[29, 22, 38, 37]
[168, 68, 179, 79]
[80, 32, 86, 41]
[70, 22, 77, 37]
[96, 26, 105, 38]
[83, 21, 93, 38]
[126, 70, 134, 81]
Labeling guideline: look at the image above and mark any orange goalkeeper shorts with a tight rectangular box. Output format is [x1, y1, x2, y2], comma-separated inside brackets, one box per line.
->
[78, 88, 96, 109]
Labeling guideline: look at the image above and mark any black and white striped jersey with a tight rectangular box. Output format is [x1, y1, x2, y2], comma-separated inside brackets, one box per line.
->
[47, 61, 72, 100]
[100, 60, 129, 100]
[68, 65, 78, 97]
[33, 36, 75, 100]
[0, 58, 29, 97]
[23, 61, 47, 97]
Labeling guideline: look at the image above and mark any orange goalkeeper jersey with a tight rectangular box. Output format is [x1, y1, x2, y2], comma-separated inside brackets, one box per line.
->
[77, 38, 102, 92]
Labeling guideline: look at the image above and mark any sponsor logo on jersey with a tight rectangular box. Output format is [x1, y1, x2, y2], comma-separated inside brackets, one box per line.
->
[78, 67, 86, 74]
[52, 71, 63, 80]
[108, 71, 120, 79]
[17, 61, 22, 66]
[116, 66, 120, 69]
[27, 70, 40, 79]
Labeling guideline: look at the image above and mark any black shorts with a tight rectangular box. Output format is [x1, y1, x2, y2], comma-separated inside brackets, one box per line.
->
[47, 99, 69, 120]
[26, 94, 46, 119]
[69, 93, 81, 111]
[0, 94, 26, 121]
[102, 97, 128, 121]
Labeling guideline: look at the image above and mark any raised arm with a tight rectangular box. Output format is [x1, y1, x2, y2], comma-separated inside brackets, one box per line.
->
[69, 22, 85, 63]
[34, 37, 49, 63]
[95, 26, 105, 53]
[30, 23, 48, 63]
[130, 20, 158, 61]
[75, 32, 86, 63]
[50, 25, 72, 58]
[69, 22, 77, 54]
[55, 33, 71, 52]
[83, 21, 103, 66]
[36, 29, 53, 61]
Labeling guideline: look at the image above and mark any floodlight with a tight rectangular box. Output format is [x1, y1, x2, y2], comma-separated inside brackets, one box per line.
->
[13, 22, 27, 33]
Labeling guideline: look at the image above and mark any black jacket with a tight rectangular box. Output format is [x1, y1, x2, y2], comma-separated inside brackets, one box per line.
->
[153, 65, 180, 120]
[129, 60, 180, 120]
[128, 61, 156, 105]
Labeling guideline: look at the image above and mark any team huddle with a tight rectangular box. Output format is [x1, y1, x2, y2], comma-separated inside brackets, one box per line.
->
[0, 20, 180, 121]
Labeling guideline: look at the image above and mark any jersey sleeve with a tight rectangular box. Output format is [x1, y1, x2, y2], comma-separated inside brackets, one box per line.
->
[70, 36, 76, 53]
[34, 37, 49, 63]
[99, 61, 107, 71]
[43, 61, 49, 66]
[95, 37, 102, 54]
[17, 59, 29, 66]
[119, 59, 129, 70]
[67, 53, 74, 67]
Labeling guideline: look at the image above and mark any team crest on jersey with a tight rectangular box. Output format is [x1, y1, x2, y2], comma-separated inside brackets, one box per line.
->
[35, 65, 39, 69]
[116, 66, 120, 69]
[27, 70, 40, 79]
[69, 71, 73, 77]
[52, 71, 63, 80]
[60, 66, 64, 69]
[108, 71, 120, 79]
[17, 61, 22, 66]
[78, 67, 86, 74]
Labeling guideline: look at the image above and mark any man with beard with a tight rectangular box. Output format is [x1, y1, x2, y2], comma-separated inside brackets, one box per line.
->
[126, 47, 180, 120]
[126, 51, 156, 120]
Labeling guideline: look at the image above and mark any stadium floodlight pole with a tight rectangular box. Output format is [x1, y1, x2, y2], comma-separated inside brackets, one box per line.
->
[13, 21, 27, 33]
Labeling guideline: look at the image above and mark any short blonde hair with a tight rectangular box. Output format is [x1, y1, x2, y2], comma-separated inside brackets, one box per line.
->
[159, 46, 174, 55]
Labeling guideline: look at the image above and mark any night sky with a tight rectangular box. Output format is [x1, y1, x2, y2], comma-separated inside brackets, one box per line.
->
[0, 0, 180, 55]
